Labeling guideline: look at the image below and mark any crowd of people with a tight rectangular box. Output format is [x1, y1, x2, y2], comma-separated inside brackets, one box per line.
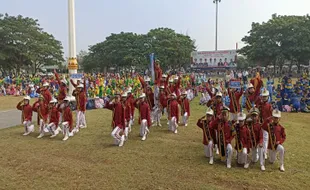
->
[7, 62, 310, 173]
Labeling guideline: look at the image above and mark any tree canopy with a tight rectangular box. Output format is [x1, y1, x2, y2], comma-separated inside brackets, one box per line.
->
[0, 13, 64, 75]
[239, 14, 310, 73]
[81, 28, 196, 72]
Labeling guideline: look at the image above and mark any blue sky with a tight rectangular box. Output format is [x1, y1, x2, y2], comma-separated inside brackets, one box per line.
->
[1, 0, 310, 57]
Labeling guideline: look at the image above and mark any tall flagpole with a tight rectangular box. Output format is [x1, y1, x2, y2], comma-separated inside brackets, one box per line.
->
[68, 0, 78, 98]
[213, 0, 221, 51]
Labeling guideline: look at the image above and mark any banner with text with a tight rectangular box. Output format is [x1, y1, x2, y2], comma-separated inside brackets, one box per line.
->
[191, 50, 237, 67]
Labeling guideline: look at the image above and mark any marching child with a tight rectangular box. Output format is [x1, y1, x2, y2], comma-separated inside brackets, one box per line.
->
[16, 96, 34, 136]
[197, 107, 215, 165]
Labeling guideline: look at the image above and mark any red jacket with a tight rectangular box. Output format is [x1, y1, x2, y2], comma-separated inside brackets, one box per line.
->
[210, 118, 235, 145]
[207, 100, 223, 117]
[228, 88, 243, 114]
[17, 102, 32, 122]
[55, 72, 67, 101]
[249, 122, 263, 148]
[139, 101, 151, 127]
[169, 99, 179, 123]
[42, 89, 52, 105]
[32, 101, 49, 124]
[123, 99, 132, 121]
[261, 119, 286, 149]
[178, 97, 190, 116]
[235, 124, 251, 150]
[49, 106, 60, 125]
[75, 91, 87, 111]
[127, 94, 135, 117]
[62, 106, 73, 130]
[159, 92, 168, 108]
[257, 101, 273, 123]
[105, 101, 125, 129]
[197, 117, 215, 145]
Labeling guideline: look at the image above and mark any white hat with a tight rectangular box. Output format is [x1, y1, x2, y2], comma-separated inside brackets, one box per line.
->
[61, 79, 67, 85]
[248, 83, 254, 89]
[77, 84, 84, 88]
[250, 107, 260, 115]
[159, 86, 165, 89]
[246, 117, 253, 122]
[122, 93, 127, 98]
[171, 93, 176, 97]
[43, 82, 49, 87]
[145, 78, 150, 82]
[169, 79, 173, 83]
[24, 96, 31, 100]
[162, 74, 167, 78]
[64, 96, 71, 102]
[206, 107, 214, 116]
[182, 91, 187, 95]
[237, 112, 246, 121]
[128, 87, 132, 91]
[262, 89, 269, 96]
[95, 96, 100, 99]
[139, 93, 146, 98]
[174, 77, 179, 80]
[126, 90, 132, 94]
[49, 98, 57, 104]
[272, 109, 281, 118]
[215, 91, 222, 97]
[222, 106, 230, 112]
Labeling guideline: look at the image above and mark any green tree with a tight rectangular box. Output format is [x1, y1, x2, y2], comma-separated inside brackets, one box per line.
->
[239, 14, 310, 74]
[0, 13, 64, 75]
[82, 28, 196, 72]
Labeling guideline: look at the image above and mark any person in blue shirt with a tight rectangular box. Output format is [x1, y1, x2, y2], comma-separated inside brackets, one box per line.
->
[275, 93, 283, 111]
[290, 93, 301, 112]
[266, 77, 274, 101]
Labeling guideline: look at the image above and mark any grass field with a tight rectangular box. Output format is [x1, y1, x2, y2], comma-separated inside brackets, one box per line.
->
[0, 98, 309, 190]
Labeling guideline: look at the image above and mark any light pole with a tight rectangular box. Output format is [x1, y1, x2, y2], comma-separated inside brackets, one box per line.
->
[67, 0, 78, 98]
[213, 0, 221, 51]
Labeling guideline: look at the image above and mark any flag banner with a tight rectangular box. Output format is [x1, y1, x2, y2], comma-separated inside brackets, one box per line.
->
[70, 73, 83, 79]
[229, 80, 241, 89]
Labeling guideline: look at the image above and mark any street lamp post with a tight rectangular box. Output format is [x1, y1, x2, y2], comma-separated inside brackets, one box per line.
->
[68, 0, 78, 98]
[213, 0, 221, 51]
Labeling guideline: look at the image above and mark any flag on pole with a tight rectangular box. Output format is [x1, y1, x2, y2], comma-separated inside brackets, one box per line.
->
[150, 53, 155, 82]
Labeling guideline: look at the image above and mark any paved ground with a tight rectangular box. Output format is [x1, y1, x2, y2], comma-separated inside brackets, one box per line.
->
[0, 109, 37, 129]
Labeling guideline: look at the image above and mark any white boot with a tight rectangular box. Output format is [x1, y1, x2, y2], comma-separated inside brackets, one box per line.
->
[37, 133, 44, 139]
[119, 135, 125, 147]
[244, 163, 249, 169]
[209, 157, 214, 165]
[142, 127, 149, 141]
[62, 128, 69, 141]
[261, 165, 266, 171]
[280, 165, 285, 172]
[215, 144, 219, 155]
[227, 164, 231, 169]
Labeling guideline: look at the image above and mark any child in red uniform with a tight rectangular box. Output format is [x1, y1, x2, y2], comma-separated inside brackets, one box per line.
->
[16, 96, 34, 135]
[61, 97, 73, 141]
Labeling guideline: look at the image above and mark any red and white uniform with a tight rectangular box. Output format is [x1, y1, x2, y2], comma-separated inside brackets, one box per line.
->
[16, 101, 34, 134]
[168, 98, 179, 133]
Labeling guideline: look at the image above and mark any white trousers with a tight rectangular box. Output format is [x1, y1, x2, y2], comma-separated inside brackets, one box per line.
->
[140, 119, 148, 137]
[226, 143, 233, 166]
[230, 113, 238, 121]
[204, 141, 213, 158]
[262, 130, 269, 154]
[62, 121, 69, 135]
[251, 147, 264, 166]
[39, 119, 47, 134]
[269, 145, 285, 166]
[182, 112, 188, 125]
[237, 148, 249, 165]
[169, 117, 178, 132]
[76, 111, 86, 128]
[47, 123, 58, 135]
[23, 120, 34, 133]
[111, 126, 122, 144]
[152, 108, 162, 124]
